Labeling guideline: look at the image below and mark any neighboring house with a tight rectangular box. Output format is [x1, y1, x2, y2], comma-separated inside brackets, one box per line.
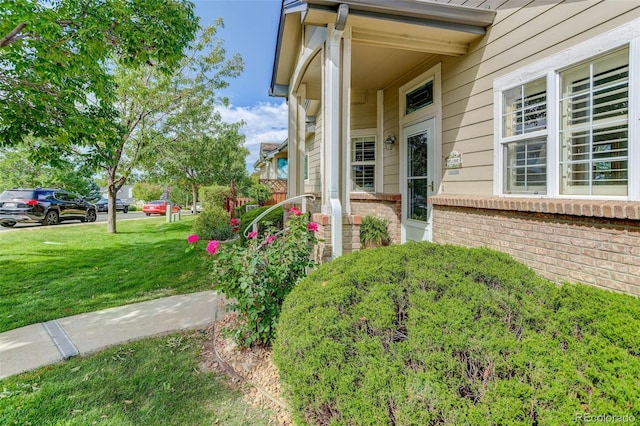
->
[254, 142, 289, 180]
[269, 0, 640, 295]
[100, 185, 135, 204]
[254, 141, 290, 204]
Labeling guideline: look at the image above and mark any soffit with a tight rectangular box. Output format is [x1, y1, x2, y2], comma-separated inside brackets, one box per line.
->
[271, 0, 496, 97]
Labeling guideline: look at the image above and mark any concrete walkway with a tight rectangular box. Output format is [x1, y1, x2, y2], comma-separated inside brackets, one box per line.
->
[0, 291, 221, 380]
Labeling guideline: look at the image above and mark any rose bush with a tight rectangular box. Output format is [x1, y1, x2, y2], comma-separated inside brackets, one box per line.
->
[187, 207, 318, 347]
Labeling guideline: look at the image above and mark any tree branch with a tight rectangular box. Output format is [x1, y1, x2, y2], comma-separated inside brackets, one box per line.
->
[0, 23, 27, 48]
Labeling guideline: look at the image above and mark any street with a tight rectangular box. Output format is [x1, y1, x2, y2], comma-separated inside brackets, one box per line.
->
[0, 211, 187, 231]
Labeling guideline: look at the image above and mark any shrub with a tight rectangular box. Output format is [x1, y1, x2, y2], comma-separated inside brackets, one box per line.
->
[199, 185, 231, 210]
[127, 205, 137, 212]
[132, 182, 163, 201]
[189, 208, 318, 347]
[191, 206, 235, 241]
[247, 183, 272, 205]
[360, 215, 391, 248]
[239, 206, 284, 244]
[273, 243, 640, 425]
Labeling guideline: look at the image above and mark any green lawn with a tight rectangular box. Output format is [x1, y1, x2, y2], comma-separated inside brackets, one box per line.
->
[0, 216, 212, 333]
[0, 331, 273, 425]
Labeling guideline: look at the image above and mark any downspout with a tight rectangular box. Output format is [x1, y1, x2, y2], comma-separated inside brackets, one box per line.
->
[327, 4, 348, 259]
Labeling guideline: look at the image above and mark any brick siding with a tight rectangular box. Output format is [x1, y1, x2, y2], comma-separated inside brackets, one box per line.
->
[431, 195, 640, 296]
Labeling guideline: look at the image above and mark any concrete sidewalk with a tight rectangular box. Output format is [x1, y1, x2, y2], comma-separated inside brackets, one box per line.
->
[0, 291, 221, 380]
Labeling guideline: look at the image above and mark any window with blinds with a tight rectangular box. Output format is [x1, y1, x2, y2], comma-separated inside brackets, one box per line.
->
[351, 136, 376, 192]
[559, 48, 629, 196]
[501, 78, 548, 194]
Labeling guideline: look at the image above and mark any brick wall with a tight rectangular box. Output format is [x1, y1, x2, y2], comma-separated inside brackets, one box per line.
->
[431, 195, 640, 296]
[349, 193, 401, 244]
[312, 213, 361, 264]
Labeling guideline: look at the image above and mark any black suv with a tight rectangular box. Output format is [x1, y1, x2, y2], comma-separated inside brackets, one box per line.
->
[0, 188, 97, 227]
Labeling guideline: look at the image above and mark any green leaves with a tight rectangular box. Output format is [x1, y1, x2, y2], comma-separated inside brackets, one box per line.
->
[274, 243, 640, 424]
[1, 0, 199, 146]
[202, 210, 318, 348]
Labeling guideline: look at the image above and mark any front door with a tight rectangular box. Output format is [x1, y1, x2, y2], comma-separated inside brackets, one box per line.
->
[402, 118, 435, 242]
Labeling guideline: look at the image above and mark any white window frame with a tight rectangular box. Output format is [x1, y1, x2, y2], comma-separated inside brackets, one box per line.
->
[350, 129, 377, 193]
[500, 78, 549, 195]
[493, 19, 640, 201]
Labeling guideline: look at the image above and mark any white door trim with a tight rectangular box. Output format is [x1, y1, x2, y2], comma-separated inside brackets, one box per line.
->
[399, 63, 442, 243]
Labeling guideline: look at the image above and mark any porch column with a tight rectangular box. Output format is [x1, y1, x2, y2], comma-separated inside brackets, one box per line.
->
[287, 87, 301, 199]
[295, 84, 307, 197]
[323, 5, 348, 259]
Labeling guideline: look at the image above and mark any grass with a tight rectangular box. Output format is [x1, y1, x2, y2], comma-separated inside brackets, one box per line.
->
[0, 216, 212, 333]
[0, 330, 274, 425]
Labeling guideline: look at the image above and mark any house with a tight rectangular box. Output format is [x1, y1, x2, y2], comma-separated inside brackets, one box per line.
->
[269, 0, 640, 295]
[100, 185, 135, 204]
[254, 141, 290, 203]
[254, 142, 289, 180]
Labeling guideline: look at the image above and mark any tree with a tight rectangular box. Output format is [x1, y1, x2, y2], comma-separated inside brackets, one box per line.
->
[0, 0, 199, 146]
[154, 108, 249, 214]
[132, 182, 163, 203]
[0, 143, 97, 195]
[88, 21, 243, 232]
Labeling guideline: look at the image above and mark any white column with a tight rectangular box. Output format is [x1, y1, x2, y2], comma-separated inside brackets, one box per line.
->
[287, 90, 299, 199]
[324, 25, 344, 259]
[341, 28, 352, 215]
[296, 84, 307, 197]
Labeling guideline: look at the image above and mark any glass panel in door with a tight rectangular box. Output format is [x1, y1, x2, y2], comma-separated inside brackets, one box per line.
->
[407, 131, 430, 222]
[403, 118, 435, 242]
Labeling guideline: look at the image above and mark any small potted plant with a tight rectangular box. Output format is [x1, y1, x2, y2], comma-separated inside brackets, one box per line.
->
[360, 215, 391, 249]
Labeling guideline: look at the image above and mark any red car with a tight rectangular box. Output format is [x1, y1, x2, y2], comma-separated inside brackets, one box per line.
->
[142, 200, 181, 216]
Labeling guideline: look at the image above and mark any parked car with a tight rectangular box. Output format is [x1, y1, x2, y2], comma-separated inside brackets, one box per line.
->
[95, 198, 129, 213]
[142, 200, 180, 216]
[0, 188, 97, 227]
[191, 202, 202, 214]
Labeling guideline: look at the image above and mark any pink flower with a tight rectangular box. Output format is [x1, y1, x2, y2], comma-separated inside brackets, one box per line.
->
[187, 234, 199, 244]
[206, 240, 220, 255]
[265, 235, 276, 244]
[248, 231, 258, 239]
[289, 207, 302, 216]
[230, 218, 240, 226]
[307, 222, 318, 232]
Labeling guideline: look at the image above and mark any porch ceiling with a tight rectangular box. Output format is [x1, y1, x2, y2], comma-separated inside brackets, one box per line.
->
[300, 45, 436, 101]
[270, 0, 496, 97]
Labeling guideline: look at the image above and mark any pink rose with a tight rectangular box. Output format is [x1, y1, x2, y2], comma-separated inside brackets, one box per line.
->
[307, 222, 318, 232]
[265, 235, 276, 244]
[248, 231, 258, 239]
[289, 207, 302, 216]
[187, 234, 199, 244]
[206, 240, 220, 255]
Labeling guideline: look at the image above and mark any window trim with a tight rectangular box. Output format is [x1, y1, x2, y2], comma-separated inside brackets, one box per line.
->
[493, 19, 640, 201]
[350, 129, 377, 193]
[500, 77, 549, 195]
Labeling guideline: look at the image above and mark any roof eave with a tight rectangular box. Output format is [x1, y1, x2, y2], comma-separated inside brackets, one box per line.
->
[269, 0, 497, 98]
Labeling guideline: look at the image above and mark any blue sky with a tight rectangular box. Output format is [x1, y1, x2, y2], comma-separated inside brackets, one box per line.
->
[192, 0, 288, 171]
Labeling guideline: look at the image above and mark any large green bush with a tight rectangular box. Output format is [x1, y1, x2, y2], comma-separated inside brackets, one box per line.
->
[198, 185, 231, 210]
[191, 206, 234, 241]
[274, 242, 640, 425]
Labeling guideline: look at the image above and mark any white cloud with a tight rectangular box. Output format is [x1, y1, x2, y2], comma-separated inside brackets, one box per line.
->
[218, 101, 288, 171]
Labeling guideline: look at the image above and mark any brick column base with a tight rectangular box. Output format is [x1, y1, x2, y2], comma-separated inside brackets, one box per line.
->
[311, 213, 362, 264]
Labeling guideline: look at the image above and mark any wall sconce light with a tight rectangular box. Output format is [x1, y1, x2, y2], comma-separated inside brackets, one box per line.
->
[384, 134, 396, 151]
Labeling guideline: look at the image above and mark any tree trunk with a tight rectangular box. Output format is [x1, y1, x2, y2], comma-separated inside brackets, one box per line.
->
[191, 183, 198, 214]
[106, 167, 119, 234]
